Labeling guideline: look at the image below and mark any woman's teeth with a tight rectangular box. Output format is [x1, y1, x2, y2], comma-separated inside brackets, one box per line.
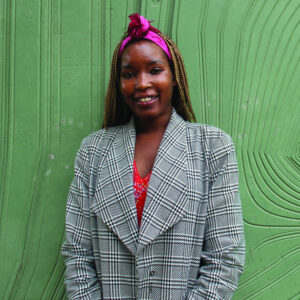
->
[138, 96, 155, 102]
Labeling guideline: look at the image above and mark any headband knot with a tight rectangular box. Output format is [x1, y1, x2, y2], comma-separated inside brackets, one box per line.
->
[119, 13, 172, 61]
[128, 13, 150, 38]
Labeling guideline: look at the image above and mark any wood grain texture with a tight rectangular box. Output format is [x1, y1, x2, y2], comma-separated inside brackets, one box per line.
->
[0, 0, 299, 299]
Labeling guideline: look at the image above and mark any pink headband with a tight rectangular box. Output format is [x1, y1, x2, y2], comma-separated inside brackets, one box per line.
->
[119, 13, 172, 61]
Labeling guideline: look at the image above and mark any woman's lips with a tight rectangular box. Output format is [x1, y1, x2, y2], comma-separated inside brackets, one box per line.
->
[135, 95, 158, 106]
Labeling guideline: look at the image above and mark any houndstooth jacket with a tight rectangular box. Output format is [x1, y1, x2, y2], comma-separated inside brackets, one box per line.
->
[61, 108, 245, 300]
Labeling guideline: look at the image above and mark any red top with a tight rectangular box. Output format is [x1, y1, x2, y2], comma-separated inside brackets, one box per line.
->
[133, 160, 152, 227]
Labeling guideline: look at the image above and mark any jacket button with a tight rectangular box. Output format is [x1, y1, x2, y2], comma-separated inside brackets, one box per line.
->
[149, 270, 155, 276]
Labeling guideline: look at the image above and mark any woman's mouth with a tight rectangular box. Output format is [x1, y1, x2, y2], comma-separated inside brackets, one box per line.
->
[135, 96, 158, 105]
[139, 96, 153, 102]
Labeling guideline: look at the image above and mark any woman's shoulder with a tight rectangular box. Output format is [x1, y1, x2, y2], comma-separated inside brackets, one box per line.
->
[185, 121, 236, 174]
[185, 121, 234, 147]
[78, 124, 125, 155]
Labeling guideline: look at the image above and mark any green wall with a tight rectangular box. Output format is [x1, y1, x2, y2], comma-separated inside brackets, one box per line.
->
[1, 0, 299, 299]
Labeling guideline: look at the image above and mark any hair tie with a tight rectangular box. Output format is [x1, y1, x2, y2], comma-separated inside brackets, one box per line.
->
[119, 13, 172, 61]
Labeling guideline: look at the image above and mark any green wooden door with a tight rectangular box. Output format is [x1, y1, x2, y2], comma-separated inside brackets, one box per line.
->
[1, 1, 299, 299]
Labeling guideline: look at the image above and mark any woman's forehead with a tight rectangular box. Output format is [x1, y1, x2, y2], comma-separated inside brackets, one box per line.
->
[120, 40, 169, 66]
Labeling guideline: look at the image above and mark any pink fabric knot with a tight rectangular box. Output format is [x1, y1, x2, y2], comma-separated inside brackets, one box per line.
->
[128, 13, 150, 39]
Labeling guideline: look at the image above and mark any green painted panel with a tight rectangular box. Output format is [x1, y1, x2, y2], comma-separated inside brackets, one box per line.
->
[0, 0, 299, 299]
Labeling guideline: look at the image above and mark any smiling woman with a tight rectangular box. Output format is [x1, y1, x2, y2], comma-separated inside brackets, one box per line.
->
[61, 13, 246, 300]
[120, 40, 176, 177]
[120, 40, 175, 123]
[120, 41, 174, 119]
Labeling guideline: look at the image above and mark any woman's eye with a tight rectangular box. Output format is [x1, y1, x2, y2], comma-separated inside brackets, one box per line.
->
[122, 72, 135, 79]
[150, 68, 162, 75]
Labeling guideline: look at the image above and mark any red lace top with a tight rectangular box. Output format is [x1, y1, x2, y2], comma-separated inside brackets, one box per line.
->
[133, 160, 152, 227]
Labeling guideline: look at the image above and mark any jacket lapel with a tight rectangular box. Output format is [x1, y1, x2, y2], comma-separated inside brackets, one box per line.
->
[91, 118, 139, 255]
[91, 109, 189, 255]
[137, 110, 188, 252]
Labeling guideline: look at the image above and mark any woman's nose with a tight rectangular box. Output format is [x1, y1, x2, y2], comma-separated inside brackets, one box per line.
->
[136, 73, 151, 90]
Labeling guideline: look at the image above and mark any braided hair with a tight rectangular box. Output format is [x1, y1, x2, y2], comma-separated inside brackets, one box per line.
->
[102, 32, 196, 128]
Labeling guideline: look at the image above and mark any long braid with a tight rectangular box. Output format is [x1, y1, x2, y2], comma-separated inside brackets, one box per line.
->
[102, 39, 122, 128]
[159, 33, 196, 122]
[102, 32, 196, 128]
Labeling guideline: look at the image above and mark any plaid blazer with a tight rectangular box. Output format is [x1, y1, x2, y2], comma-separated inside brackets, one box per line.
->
[61, 109, 245, 300]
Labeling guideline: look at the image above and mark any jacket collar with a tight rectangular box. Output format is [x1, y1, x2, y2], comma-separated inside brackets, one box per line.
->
[92, 109, 188, 255]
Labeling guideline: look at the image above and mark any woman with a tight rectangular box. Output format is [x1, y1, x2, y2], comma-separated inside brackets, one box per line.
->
[62, 13, 245, 300]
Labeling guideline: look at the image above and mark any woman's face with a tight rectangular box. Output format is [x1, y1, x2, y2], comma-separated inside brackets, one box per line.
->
[120, 40, 175, 123]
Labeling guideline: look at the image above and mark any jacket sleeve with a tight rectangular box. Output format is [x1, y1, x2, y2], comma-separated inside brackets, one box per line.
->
[61, 138, 102, 300]
[187, 131, 246, 300]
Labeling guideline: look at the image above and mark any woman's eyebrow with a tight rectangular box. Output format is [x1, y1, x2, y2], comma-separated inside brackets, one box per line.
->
[121, 60, 165, 69]
[121, 64, 133, 69]
[148, 60, 165, 65]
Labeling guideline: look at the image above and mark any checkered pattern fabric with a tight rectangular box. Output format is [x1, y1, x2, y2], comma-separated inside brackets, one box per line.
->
[61, 109, 245, 300]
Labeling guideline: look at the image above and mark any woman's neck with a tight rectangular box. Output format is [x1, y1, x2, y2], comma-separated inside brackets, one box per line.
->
[134, 111, 171, 135]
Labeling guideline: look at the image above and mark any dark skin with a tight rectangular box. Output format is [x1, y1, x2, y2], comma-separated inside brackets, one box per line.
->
[134, 114, 170, 178]
[120, 41, 175, 178]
